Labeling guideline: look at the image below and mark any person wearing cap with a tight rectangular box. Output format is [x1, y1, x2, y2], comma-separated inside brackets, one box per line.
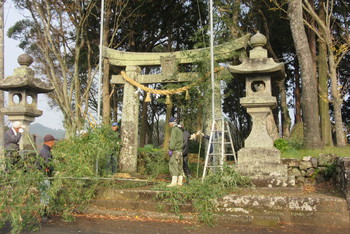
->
[4, 121, 26, 167]
[38, 134, 56, 223]
[167, 116, 184, 187]
[39, 134, 56, 176]
[111, 122, 119, 132]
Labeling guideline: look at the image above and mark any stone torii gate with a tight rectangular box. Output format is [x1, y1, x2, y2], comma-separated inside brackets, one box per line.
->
[103, 34, 250, 173]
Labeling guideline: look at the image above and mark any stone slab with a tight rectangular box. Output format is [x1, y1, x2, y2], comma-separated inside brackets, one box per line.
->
[87, 187, 350, 227]
[236, 163, 288, 176]
[238, 147, 281, 164]
[91, 199, 193, 213]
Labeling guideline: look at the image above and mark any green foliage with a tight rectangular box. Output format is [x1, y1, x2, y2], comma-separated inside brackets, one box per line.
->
[324, 162, 336, 180]
[281, 146, 350, 159]
[53, 125, 120, 177]
[287, 139, 304, 150]
[0, 125, 121, 233]
[155, 166, 252, 225]
[0, 154, 45, 233]
[49, 125, 120, 220]
[274, 138, 304, 153]
[274, 139, 290, 152]
[137, 147, 168, 178]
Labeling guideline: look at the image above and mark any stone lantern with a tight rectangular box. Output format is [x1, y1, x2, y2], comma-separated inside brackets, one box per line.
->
[227, 32, 295, 187]
[0, 54, 54, 150]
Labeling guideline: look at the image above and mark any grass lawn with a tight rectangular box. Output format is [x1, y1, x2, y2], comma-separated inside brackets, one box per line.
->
[281, 145, 350, 159]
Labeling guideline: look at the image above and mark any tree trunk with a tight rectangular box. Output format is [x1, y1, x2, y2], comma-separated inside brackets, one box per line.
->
[230, 0, 241, 37]
[102, 1, 112, 124]
[302, 0, 346, 146]
[317, 0, 333, 146]
[328, 48, 346, 146]
[63, 117, 77, 139]
[146, 120, 153, 145]
[278, 80, 291, 137]
[140, 92, 148, 148]
[294, 60, 302, 124]
[288, 0, 323, 148]
[112, 84, 118, 122]
[307, 0, 317, 84]
[155, 118, 160, 146]
[163, 102, 173, 150]
[102, 58, 110, 124]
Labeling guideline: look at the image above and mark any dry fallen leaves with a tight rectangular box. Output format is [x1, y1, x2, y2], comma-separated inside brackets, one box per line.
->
[303, 184, 316, 193]
[73, 211, 196, 225]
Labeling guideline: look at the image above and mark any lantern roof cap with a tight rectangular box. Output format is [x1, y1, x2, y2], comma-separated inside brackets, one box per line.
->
[0, 54, 54, 93]
[227, 32, 285, 80]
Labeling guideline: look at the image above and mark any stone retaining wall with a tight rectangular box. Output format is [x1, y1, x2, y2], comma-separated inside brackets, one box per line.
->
[282, 155, 350, 207]
[335, 157, 350, 208]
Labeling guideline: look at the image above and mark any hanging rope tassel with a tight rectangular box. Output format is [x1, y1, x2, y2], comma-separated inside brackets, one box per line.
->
[165, 95, 172, 105]
[185, 90, 190, 100]
[145, 92, 151, 103]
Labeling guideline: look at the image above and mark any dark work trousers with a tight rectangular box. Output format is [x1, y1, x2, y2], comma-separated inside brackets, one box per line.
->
[110, 154, 117, 174]
[183, 154, 191, 178]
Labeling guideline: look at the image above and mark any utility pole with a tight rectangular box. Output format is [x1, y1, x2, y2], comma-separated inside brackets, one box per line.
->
[0, 0, 5, 173]
[0, 0, 5, 151]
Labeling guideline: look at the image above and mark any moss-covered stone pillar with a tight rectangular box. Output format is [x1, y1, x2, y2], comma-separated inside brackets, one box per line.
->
[119, 66, 141, 173]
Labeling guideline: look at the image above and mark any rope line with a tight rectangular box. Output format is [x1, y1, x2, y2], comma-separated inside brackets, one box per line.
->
[121, 71, 195, 95]
[120, 67, 224, 96]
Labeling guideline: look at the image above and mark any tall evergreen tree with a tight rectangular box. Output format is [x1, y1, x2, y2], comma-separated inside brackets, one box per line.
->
[288, 0, 323, 148]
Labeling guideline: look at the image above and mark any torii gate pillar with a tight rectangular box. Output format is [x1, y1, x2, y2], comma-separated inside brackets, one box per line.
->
[119, 66, 141, 173]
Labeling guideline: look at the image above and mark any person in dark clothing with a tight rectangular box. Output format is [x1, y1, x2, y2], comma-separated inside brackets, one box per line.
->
[38, 134, 56, 223]
[197, 131, 213, 154]
[39, 134, 56, 176]
[178, 122, 196, 183]
[4, 121, 25, 168]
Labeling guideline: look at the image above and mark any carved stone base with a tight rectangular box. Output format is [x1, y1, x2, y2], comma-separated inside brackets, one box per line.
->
[236, 147, 296, 187]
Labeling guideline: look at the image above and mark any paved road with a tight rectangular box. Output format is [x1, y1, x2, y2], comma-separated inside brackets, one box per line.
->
[2, 215, 350, 233]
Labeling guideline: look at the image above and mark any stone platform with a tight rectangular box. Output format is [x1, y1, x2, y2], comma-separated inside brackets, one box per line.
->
[83, 186, 350, 227]
[236, 147, 296, 187]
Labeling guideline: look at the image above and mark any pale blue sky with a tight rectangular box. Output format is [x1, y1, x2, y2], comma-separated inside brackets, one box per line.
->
[3, 1, 64, 130]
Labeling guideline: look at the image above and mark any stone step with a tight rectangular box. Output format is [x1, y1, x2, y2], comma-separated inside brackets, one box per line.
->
[235, 187, 304, 196]
[84, 206, 196, 222]
[214, 211, 350, 227]
[91, 199, 193, 213]
[236, 163, 288, 176]
[238, 155, 282, 164]
[215, 193, 350, 226]
[238, 147, 281, 164]
[217, 193, 348, 213]
[86, 187, 350, 227]
[94, 188, 161, 201]
[249, 175, 296, 187]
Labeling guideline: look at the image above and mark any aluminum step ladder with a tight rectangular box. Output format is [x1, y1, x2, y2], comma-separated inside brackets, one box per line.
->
[202, 117, 237, 179]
